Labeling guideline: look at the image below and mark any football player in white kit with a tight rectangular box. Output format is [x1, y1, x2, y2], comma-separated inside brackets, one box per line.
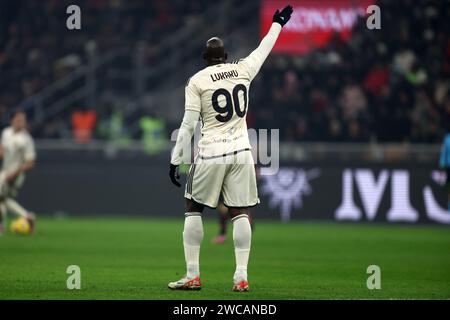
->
[0, 110, 36, 235]
[168, 5, 293, 291]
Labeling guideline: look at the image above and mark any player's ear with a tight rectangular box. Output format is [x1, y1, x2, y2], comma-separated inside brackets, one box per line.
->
[224, 52, 228, 61]
[202, 52, 208, 61]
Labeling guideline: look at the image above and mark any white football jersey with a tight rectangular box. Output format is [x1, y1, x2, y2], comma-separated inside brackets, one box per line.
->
[170, 23, 282, 165]
[1, 126, 36, 175]
[185, 23, 282, 159]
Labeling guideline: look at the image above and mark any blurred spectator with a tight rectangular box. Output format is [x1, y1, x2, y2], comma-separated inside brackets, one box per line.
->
[364, 64, 389, 97]
[256, 0, 449, 143]
[0, 0, 448, 144]
[71, 109, 97, 143]
[439, 131, 450, 212]
[139, 115, 167, 155]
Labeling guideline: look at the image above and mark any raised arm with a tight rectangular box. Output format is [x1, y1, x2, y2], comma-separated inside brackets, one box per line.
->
[241, 5, 293, 80]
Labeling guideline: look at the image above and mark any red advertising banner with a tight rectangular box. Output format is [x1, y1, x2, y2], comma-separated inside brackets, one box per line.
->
[261, 0, 375, 54]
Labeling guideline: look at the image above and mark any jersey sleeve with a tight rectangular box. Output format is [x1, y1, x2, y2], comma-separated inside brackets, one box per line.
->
[184, 78, 201, 112]
[239, 22, 282, 81]
[170, 109, 200, 165]
[24, 136, 36, 161]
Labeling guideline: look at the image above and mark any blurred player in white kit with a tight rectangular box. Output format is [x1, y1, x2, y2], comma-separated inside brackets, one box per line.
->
[0, 110, 36, 235]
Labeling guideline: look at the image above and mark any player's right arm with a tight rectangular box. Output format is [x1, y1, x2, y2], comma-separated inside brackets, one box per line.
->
[240, 5, 293, 80]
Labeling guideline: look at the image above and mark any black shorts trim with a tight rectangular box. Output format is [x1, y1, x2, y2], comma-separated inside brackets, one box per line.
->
[222, 201, 260, 209]
[184, 195, 219, 210]
[184, 196, 260, 211]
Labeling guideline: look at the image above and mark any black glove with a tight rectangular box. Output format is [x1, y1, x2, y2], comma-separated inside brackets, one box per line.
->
[273, 5, 293, 27]
[169, 163, 181, 187]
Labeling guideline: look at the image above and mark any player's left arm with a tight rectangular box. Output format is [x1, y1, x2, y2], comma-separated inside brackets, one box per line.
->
[169, 80, 201, 187]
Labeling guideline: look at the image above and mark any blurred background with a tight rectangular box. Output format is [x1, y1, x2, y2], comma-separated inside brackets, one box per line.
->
[0, 0, 449, 223]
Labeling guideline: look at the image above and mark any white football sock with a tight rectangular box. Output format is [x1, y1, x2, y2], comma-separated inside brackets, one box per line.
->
[183, 213, 203, 279]
[232, 214, 252, 283]
[5, 198, 28, 218]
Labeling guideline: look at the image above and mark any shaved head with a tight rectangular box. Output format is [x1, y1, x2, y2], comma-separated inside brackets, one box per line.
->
[203, 37, 227, 65]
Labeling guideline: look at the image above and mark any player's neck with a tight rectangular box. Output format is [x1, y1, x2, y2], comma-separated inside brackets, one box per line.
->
[207, 61, 225, 67]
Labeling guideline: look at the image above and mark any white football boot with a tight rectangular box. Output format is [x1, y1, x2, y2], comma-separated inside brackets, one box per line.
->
[168, 276, 201, 290]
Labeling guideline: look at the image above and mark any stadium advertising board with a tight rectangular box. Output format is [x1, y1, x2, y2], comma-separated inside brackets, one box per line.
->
[258, 166, 449, 224]
[19, 154, 448, 224]
[260, 0, 375, 54]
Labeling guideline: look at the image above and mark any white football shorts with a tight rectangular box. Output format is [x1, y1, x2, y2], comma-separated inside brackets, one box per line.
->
[184, 149, 259, 208]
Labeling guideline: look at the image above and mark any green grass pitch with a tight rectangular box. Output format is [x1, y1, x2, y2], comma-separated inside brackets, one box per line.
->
[0, 217, 449, 299]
